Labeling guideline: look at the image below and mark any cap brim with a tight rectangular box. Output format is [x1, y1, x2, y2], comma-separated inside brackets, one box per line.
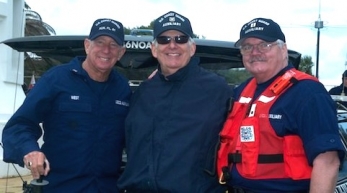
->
[234, 35, 278, 47]
[154, 27, 192, 39]
[89, 33, 124, 46]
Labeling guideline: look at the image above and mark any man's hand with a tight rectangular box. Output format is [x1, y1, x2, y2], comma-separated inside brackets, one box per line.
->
[23, 151, 50, 179]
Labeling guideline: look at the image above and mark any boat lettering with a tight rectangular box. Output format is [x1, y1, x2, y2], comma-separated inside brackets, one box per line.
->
[125, 41, 151, 49]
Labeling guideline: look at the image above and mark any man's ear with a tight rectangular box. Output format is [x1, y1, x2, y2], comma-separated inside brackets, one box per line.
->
[84, 39, 91, 55]
[151, 43, 158, 58]
[189, 43, 196, 57]
[117, 47, 126, 61]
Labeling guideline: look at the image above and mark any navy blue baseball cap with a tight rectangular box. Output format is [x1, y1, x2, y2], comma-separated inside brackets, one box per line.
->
[235, 18, 286, 47]
[88, 18, 124, 45]
[153, 11, 193, 38]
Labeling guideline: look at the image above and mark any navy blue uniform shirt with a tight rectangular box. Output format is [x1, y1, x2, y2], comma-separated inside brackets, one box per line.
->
[2, 57, 132, 193]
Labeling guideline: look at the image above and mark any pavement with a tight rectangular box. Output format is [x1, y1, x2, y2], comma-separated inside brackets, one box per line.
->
[0, 175, 32, 193]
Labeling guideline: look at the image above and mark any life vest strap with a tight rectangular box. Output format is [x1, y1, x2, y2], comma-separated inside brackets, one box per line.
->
[228, 153, 283, 164]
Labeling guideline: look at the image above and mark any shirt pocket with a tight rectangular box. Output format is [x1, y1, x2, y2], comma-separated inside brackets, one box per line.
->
[55, 102, 93, 132]
[59, 102, 92, 113]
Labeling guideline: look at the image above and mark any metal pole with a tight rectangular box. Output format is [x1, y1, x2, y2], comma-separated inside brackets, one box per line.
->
[314, 20, 323, 79]
[314, 0, 323, 79]
[315, 28, 320, 79]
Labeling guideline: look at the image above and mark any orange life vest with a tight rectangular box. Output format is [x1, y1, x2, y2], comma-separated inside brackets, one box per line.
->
[217, 69, 318, 184]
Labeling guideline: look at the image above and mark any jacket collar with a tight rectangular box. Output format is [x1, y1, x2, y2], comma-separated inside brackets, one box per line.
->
[158, 56, 200, 82]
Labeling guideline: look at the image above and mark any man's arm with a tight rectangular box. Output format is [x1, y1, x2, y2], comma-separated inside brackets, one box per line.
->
[2, 75, 53, 166]
[309, 151, 340, 193]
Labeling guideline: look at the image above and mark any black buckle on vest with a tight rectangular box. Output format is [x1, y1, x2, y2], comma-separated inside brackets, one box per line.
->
[228, 153, 242, 163]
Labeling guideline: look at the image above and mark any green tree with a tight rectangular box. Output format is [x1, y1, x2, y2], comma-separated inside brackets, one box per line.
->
[127, 20, 200, 38]
[298, 55, 314, 75]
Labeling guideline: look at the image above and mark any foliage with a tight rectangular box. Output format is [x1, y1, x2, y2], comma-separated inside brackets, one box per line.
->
[125, 20, 200, 38]
[214, 68, 252, 86]
[298, 55, 314, 75]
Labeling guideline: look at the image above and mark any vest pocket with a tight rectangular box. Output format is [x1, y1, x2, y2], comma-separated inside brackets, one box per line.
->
[283, 135, 312, 179]
[240, 117, 259, 177]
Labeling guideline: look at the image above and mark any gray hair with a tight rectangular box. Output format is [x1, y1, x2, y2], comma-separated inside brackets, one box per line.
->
[276, 39, 288, 60]
[276, 39, 285, 48]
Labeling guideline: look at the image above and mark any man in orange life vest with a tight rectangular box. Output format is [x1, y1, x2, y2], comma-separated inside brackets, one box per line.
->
[217, 17, 345, 192]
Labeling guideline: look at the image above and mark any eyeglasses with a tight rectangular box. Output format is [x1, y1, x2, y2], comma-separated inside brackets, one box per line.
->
[240, 42, 278, 55]
[156, 36, 189, 45]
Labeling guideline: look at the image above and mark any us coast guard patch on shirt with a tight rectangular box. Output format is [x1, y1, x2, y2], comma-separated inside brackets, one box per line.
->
[240, 126, 255, 142]
[115, 100, 129, 107]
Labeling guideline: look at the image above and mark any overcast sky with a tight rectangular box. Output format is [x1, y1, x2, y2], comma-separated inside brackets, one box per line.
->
[25, 0, 347, 88]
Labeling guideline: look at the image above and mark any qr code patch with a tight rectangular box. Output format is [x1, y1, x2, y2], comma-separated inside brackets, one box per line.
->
[240, 126, 255, 142]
